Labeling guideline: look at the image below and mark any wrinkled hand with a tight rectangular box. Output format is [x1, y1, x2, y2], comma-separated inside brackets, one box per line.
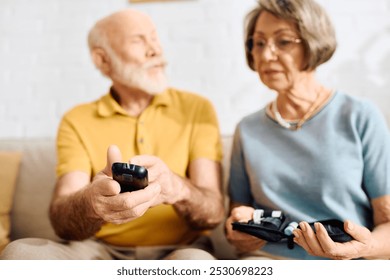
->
[87, 145, 161, 224]
[293, 220, 373, 259]
[225, 206, 267, 253]
[130, 155, 180, 205]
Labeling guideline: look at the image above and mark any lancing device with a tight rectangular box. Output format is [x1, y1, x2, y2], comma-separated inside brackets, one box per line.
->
[284, 222, 299, 236]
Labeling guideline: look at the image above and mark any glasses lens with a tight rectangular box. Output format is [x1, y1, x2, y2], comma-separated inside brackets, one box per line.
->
[248, 36, 301, 54]
[275, 37, 297, 52]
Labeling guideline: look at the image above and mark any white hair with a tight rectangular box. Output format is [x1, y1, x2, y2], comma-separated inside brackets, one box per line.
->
[87, 20, 168, 94]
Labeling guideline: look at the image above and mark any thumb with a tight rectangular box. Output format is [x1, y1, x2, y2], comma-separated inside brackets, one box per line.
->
[344, 220, 371, 243]
[103, 145, 122, 176]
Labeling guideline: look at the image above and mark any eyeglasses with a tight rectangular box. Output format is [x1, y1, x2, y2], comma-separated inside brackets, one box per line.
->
[246, 36, 302, 54]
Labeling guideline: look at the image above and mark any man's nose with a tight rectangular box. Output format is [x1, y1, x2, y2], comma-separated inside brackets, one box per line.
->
[146, 38, 162, 57]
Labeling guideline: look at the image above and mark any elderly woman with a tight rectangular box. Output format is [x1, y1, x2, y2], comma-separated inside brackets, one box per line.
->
[225, 0, 390, 260]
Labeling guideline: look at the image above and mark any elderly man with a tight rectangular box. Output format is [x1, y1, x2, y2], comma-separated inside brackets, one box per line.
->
[0, 9, 224, 260]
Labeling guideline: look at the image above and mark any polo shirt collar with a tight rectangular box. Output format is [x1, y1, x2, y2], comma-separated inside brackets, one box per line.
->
[97, 87, 171, 117]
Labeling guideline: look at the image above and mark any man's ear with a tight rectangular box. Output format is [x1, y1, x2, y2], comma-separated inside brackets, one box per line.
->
[91, 47, 111, 76]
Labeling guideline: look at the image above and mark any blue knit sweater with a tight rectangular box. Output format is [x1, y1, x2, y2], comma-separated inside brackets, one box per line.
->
[229, 91, 390, 259]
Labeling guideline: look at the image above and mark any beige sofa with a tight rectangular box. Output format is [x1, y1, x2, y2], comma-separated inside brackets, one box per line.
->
[0, 136, 237, 259]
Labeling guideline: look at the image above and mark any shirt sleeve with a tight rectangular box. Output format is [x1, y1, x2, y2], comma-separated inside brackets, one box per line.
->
[359, 101, 390, 199]
[56, 114, 92, 178]
[228, 125, 254, 205]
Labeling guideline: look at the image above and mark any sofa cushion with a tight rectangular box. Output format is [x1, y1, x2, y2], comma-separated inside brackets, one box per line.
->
[0, 139, 59, 242]
[0, 151, 22, 251]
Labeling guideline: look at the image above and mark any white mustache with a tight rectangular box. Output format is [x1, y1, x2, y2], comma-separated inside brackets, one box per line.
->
[142, 59, 168, 69]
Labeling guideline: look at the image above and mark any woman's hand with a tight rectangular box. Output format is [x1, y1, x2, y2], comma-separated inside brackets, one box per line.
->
[225, 206, 267, 253]
[293, 220, 373, 259]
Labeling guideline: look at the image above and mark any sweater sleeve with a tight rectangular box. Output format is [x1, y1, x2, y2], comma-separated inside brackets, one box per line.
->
[228, 125, 254, 206]
[358, 101, 390, 199]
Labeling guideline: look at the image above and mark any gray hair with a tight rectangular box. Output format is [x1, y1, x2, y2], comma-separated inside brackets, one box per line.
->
[87, 19, 116, 76]
[244, 0, 337, 71]
[87, 19, 110, 52]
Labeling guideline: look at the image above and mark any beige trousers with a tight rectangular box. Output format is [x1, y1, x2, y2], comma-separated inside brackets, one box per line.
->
[0, 235, 216, 260]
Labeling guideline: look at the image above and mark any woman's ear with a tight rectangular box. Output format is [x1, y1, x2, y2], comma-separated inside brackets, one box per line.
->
[91, 47, 111, 76]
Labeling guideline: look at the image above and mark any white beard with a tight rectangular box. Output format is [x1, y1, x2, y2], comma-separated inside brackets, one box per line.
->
[109, 51, 168, 95]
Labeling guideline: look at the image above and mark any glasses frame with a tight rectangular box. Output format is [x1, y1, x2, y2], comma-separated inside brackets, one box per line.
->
[246, 36, 302, 54]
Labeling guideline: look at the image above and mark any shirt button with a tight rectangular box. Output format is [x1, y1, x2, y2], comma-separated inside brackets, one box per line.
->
[139, 138, 144, 144]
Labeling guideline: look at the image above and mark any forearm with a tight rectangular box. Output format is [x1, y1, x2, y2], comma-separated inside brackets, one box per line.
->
[173, 175, 224, 230]
[364, 222, 390, 259]
[49, 188, 104, 241]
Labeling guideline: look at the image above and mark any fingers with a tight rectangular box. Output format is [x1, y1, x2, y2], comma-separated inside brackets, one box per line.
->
[103, 145, 123, 176]
[314, 222, 353, 259]
[225, 218, 266, 252]
[225, 212, 250, 239]
[344, 220, 371, 243]
[114, 184, 161, 211]
[130, 155, 157, 168]
[92, 150, 164, 224]
[293, 222, 318, 256]
[95, 177, 121, 196]
[225, 207, 267, 253]
[92, 145, 123, 196]
[105, 199, 153, 224]
[129, 155, 165, 184]
[293, 221, 368, 260]
[98, 183, 161, 224]
[230, 206, 255, 222]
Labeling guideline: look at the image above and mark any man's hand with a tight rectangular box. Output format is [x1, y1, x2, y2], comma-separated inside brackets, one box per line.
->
[50, 145, 162, 240]
[87, 146, 162, 224]
[293, 220, 373, 259]
[129, 155, 180, 206]
[129, 155, 224, 230]
[225, 206, 267, 253]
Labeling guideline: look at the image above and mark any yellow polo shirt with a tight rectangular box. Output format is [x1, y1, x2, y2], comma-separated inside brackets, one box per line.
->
[56, 88, 222, 246]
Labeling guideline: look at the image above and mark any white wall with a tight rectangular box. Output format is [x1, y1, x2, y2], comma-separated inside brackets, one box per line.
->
[1, 0, 390, 138]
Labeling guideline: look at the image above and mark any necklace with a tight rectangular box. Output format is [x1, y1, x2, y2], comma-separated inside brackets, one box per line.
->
[271, 88, 331, 131]
[272, 100, 295, 129]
